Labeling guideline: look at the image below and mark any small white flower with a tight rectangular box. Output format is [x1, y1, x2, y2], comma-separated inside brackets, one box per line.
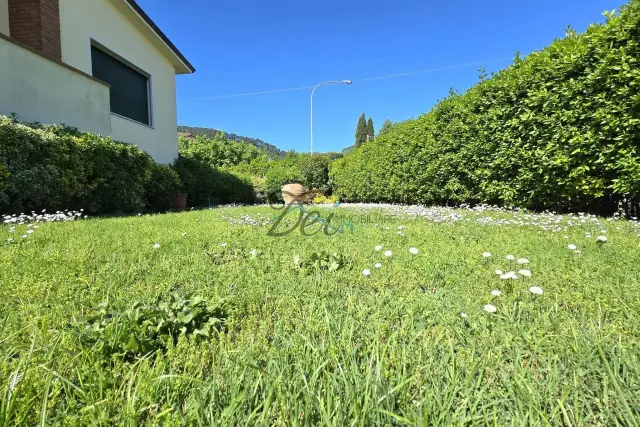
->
[384, 250, 392, 257]
[250, 249, 259, 258]
[482, 252, 492, 258]
[460, 312, 468, 318]
[409, 247, 419, 255]
[529, 286, 544, 295]
[575, 250, 582, 255]
[362, 269, 371, 277]
[491, 289, 502, 297]
[398, 226, 405, 231]
[26, 230, 34, 234]
[153, 243, 161, 249]
[21, 235, 27, 239]
[518, 269, 531, 277]
[596, 236, 607, 243]
[500, 271, 518, 280]
[374, 262, 382, 269]
[375, 245, 383, 251]
[33, 225, 39, 229]
[506, 254, 515, 261]
[221, 242, 227, 247]
[398, 231, 405, 236]
[385, 226, 390, 230]
[568, 244, 577, 251]
[495, 269, 504, 275]
[585, 233, 592, 239]
[484, 304, 497, 313]
[516, 258, 529, 265]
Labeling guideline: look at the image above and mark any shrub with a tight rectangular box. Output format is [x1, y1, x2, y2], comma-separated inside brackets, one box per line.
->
[145, 163, 182, 211]
[264, 154, 334, 202]
[0, 117, 183, 214]
[331, 1, 640, 215]
[173, 156, 255, 207]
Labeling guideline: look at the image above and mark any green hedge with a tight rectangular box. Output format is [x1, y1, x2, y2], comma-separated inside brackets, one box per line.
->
[173, 156, 256, 206]
[264, 154, 333, 202]
[331, 1, 640, 215]
[0, 117, 180, 214]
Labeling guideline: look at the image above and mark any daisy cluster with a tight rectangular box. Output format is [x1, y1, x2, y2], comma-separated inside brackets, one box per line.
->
[335, 203, 640, 236]
[472, 252, 544, 316]
[3, 210, 86, 243]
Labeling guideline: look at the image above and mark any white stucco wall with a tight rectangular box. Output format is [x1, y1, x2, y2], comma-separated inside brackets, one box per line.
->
[58, 0, 179, 164]
[0, 0, 10, 36]
[0, 36, 111, 134]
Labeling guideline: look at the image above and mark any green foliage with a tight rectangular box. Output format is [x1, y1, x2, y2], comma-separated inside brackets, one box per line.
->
[178, 125, 285, 158]
[292, 250, 351, 273]
[355, 113, 368, 147]
[378, 118, 394, 136]
[173, 156, 256, 206]
[367, 117, 375, 140]
[145, 163, 182, 211]
[264, 153, 334, 202]
[0, 116, 177, 214]
[178, 134, 268, 168]
[332, 1, 640, 215]
[77, 293, 228, 361]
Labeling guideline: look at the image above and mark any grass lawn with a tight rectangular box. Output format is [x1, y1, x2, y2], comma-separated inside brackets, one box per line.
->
[1, 204, 639, 425]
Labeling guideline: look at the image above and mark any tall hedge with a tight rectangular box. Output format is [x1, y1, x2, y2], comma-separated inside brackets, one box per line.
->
[331, 1, 640, 215]
[0, 117, 181, 214]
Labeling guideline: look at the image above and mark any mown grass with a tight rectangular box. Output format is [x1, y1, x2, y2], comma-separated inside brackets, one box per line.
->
[1, 205, 639, 426]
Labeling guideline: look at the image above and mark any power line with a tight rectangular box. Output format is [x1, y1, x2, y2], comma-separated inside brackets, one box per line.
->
[187, 55, 514, 101]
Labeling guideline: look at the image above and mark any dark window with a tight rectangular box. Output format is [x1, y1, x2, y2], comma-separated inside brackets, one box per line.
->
[91, 44, 150, 126]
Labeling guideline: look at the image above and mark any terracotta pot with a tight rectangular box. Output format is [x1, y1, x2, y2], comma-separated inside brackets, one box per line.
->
[281, 183, 307, 204]
[174, 193, 187, 210]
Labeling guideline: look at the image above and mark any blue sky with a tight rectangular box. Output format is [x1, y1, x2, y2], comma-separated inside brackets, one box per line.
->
[137, 0, 622, 153]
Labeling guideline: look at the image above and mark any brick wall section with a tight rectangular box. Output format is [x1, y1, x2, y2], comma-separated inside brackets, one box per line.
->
[8, 0, 61, 61]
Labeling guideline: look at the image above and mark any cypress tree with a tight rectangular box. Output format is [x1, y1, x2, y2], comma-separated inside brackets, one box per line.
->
[355, 113, 367, 147]
[367, 118, 375, 141]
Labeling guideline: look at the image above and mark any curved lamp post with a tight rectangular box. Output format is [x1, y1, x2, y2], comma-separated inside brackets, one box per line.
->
[310, 80, 352, 155]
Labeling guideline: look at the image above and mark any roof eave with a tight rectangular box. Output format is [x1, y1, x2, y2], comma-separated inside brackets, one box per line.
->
[122, 0, 195, 74]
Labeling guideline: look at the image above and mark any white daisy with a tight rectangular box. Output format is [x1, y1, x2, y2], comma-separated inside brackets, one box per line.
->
[516, 258, 529, 265]
[491, 289, 502, 297]
[568, 244, 577, 250]
[460, 312, 468, 318]
[518, 269, 531, 277]
[362, 269, 371, 277]
[506, 254, 515, 261]
[482, 252, 492, 258]
[529, 286, 544, 295]
[484, 304, 497, 313]
[375, 245, 383, 252]
[596, 236, 607, 243]
[409, 247, 419, 255]
[495, 269, 504, 275]
[384, 250, 392, 257]
[221, 242, 227, 247]
[374, 263, 382, 268]
[153, 243, 161, 249]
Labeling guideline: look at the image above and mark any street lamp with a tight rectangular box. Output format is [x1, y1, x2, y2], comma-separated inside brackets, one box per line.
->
[310, 80, 352, 155]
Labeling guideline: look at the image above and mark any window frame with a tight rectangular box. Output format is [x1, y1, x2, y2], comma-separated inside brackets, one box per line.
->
[89, 39, 153, 128]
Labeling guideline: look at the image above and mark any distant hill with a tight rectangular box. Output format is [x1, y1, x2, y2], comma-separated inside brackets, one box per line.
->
[177, 125, 286, 158]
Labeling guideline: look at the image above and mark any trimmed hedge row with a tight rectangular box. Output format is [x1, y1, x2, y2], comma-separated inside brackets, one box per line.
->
[0, 117, 181, 214]
[331, 1, 640, 215]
